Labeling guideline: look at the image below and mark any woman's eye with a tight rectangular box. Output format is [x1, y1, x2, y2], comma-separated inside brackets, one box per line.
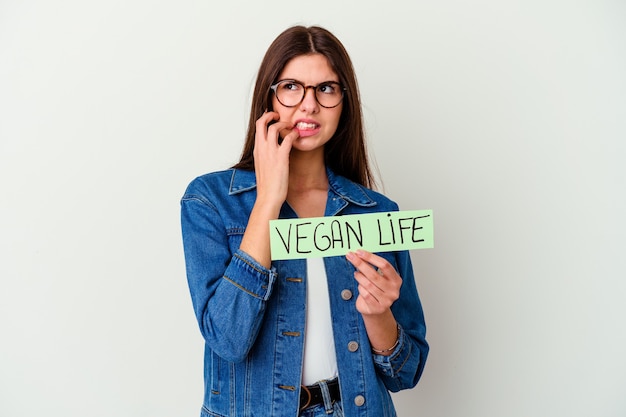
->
[281, 82, 301, 92]
[318, 84, 337, 94]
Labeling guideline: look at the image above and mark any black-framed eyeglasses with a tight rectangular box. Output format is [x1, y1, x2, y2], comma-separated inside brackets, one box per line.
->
[270, 79, 345, 108]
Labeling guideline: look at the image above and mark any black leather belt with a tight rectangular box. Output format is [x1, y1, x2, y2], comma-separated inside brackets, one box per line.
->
[299, 378, 341, 411]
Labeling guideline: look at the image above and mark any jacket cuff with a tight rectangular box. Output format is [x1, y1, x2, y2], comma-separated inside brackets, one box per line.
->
[222, 249, 277, 301]
[371, 324, 410, 377]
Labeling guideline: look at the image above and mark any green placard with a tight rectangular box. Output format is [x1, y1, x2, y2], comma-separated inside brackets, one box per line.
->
[269, 210, 433, 260]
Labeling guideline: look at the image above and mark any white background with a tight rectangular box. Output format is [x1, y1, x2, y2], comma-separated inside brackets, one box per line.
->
[1, 1, 625, 416]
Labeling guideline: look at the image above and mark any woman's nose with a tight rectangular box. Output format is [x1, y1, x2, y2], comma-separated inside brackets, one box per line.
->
[299, 87, 319, 113]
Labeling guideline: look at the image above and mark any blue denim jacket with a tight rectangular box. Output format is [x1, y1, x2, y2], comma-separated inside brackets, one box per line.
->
[181, 168, 428, 417]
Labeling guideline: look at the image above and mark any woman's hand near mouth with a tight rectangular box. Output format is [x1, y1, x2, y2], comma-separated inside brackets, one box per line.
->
[238, 111, 299, 268]
[254, 111, 299, 207]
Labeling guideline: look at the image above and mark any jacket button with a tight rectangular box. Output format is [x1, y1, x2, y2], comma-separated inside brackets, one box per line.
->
[354, 395, 365, 406]
[347, 341, 359, 352]
[341, 289, 352, 300]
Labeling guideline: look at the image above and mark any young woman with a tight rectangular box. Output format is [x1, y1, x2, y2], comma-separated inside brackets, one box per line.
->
[181, 25, 428, 417]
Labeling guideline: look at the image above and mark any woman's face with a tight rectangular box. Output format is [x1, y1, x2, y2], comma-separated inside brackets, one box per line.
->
[272, 53, 343, 154]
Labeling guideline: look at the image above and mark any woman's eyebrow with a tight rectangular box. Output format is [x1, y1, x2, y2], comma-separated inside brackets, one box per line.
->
[277, 78, 340, 85]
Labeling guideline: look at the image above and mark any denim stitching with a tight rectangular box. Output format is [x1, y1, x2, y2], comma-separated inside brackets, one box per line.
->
[222, 275, 263, 299]
[233, 252, 268, 276]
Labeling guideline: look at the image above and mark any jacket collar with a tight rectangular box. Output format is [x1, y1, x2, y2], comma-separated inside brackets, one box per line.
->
[228, 169, 257, 195]
[228, 167, 376, 208]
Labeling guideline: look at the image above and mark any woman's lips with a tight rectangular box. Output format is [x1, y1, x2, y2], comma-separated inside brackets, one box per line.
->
[295, 121, 318, 129]
[293, 121, 320, 137]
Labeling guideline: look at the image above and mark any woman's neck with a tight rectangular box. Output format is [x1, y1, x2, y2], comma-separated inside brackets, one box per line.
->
[286, 149, 329, 218]
[288, 149, 328, 192]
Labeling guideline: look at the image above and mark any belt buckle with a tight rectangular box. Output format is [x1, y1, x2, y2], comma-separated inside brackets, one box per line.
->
[299, 384, 312, 411]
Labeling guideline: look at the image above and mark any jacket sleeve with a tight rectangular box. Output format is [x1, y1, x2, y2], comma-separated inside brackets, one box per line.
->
[371, 249, 429, 392]
[180, 181, 276, 363]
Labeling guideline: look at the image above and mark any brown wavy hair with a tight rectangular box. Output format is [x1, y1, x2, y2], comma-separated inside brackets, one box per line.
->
[232, 25, 375, 189]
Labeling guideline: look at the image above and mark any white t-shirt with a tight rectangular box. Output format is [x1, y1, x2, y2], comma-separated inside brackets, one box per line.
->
[301, 257, 338, 386]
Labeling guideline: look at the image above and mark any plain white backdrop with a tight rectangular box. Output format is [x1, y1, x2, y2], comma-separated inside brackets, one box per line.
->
[1, 1, 625, 416]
